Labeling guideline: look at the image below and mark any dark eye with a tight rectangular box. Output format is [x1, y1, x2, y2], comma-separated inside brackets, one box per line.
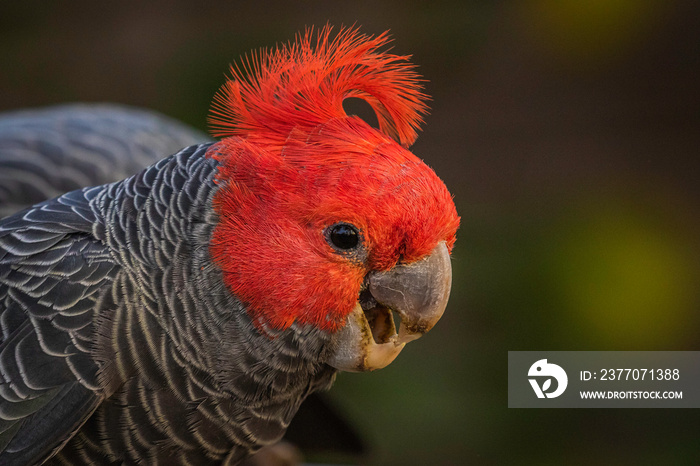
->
[327, 223, 360, 250]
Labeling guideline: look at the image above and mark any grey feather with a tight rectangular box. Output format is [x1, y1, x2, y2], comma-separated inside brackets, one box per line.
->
[0, 104, 208, 219]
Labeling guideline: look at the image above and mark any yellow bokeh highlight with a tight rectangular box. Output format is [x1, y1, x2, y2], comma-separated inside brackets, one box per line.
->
[548, 201, 699, 348]
[521, 0, 667, 65]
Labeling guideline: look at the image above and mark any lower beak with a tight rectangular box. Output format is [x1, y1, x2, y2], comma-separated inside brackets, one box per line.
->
[328, 241, 452, 372]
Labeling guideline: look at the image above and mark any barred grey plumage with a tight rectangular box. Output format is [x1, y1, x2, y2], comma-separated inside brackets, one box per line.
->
[0, 104, 208, 218]
[0, 144, 336, 464]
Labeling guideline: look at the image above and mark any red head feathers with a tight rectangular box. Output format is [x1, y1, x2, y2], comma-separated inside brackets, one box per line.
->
[208, 26, 459, 332]
[209, 25, 428, 148]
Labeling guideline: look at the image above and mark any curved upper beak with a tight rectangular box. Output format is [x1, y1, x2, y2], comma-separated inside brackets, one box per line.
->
[328, 241, 452, 372]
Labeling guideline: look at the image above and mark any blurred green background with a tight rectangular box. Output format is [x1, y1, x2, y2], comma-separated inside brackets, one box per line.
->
[2, 1, 699, 464]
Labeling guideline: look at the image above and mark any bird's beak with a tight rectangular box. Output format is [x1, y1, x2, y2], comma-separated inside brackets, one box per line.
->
[328, 241, 452, 372]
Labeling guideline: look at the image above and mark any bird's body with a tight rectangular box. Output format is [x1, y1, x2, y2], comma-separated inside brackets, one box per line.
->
[0, 27, 459, 464]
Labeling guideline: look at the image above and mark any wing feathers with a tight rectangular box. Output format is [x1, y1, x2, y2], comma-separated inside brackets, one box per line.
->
[0, 189, 120, 463]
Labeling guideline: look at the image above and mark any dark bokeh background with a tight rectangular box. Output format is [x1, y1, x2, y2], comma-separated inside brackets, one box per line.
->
[2, 1, 700, 464]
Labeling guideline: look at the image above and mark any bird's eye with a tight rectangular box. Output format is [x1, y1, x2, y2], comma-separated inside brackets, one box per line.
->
[327, 223, 360, 250]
